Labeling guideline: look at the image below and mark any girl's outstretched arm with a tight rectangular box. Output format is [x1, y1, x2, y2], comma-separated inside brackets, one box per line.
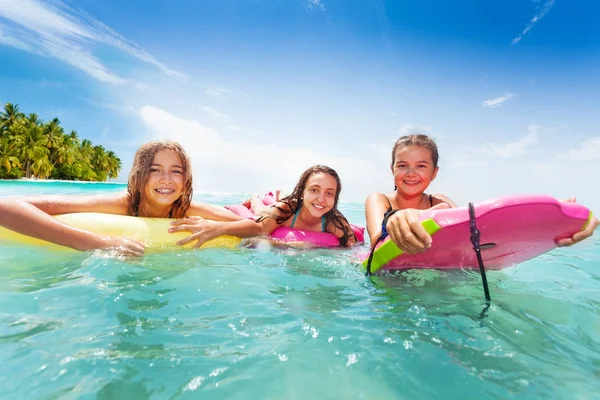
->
[0, 194, 144, 255]
[187, 202, 246, 221]
[170, 203, 287, 247]
[169, 218, 263, 247]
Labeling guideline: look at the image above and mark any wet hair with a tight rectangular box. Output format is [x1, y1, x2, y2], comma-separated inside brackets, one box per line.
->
[391, 134, 439, 168]
[127, 140, 193, 218]
[256, 165, 355, 246]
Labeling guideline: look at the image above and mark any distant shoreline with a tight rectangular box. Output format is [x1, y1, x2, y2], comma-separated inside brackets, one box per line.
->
[0, 178, 125, 185]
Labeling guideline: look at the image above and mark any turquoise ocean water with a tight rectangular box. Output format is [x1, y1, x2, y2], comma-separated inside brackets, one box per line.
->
[1, 180, 599, 399]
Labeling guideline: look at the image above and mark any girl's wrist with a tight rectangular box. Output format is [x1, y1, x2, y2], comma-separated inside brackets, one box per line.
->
[212, 221, 225, 237]
[73, 231, 106, 251]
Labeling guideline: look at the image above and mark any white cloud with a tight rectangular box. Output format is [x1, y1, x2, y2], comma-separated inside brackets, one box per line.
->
[138, 106, 378, 199]
[480, 125, 540, 158]
[395, 123, 446, 141]
[204, 87, 234, 100]
[364, 125, 441, 166]
[100, 126, 110, 140]
[560, 137, 600, 161]
[198, 106, 229, 121]
[447, 159, 487, 168]
[397, 123, 431, 136]
[529, 161, 558, 174]
[482, 93, 516, 108]
[0, 0, 185, 84]
[511, 0, 555, 45]
[79, 98, 136, 114]
[0, 23, 38, 52]
[45, 35, 128, 85]
[366, 143, 392, 158]
[384, 110, 398, 117]
[306, 0, 326, 12]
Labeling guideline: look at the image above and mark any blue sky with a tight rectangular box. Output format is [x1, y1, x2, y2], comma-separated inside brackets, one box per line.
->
[1, 0, 599, 211]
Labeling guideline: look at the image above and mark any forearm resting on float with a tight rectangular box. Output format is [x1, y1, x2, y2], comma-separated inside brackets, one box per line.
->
[188, 202, 246, 222]
[216, 218, 267, 238]
[170, 216, 272, 247]
[0, 199, 107, 251]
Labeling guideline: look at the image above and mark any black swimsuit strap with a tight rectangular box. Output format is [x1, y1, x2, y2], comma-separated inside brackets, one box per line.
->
[385, 194, 432, 210]
[382, 194, 393, 213]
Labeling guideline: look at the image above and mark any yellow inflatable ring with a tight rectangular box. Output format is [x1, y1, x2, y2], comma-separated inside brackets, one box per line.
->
[0, 212, 242, 252]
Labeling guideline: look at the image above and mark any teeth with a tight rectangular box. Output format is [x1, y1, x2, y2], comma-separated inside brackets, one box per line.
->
[156, 189, 174, 194]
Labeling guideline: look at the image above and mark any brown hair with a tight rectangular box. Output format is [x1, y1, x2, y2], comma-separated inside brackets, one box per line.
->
[391, 134, 439, 168]
[127, 140, 193, 218]
[256, 165, 355, 246]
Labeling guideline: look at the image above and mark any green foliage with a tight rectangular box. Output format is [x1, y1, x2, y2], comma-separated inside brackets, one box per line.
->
[0, 165, 24, 179]
[0, 102, 122, 181]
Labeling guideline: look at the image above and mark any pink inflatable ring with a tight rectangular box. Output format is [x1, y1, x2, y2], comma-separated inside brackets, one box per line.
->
[226, 193, 365, 247]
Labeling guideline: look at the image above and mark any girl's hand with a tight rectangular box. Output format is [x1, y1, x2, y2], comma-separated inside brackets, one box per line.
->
[385, 203, 449, 254]
[83, 236, 145, 257]
[169, 217, 221, 248]
[556, 197, 599, 247]
[242, 194, 258, 209]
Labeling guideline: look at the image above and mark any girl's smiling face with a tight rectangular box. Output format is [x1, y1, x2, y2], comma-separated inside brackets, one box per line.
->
[143, 149, 185, 214]
[392, 145, 438, 196]
[301, 172, 337, 218]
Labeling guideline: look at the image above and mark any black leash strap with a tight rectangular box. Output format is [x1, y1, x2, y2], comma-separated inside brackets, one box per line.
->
[469, 202, 491, 302]
[365, 209, 399, 276]
[367, 203, 492, 318]
[365, 234, 384, 276]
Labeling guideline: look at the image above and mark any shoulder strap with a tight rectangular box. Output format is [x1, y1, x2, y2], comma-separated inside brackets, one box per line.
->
[382, 194, 393, 213]
[290, 207, 300, 228]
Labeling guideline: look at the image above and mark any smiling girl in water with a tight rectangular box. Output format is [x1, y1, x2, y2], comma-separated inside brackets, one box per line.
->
[0, 140, 243, 256]
[365, 133, 599, 254]
[168, 165, 358, 247]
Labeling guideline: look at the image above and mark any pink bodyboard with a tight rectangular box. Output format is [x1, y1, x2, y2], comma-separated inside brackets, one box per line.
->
[361, 195, 592, 272]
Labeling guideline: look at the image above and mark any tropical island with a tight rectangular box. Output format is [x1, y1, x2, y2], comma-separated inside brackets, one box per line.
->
[0, 102, 121, 181]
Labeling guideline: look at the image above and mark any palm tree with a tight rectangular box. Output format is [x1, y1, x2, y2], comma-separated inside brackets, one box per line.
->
[44, 117, 64, 150]
[68, 130, 80, 147]
[0, 103, 24, 134]
[0, 137, 21, 173]
[79, 139, 94, 164]
[106, 150, 122, 179]
[25, 112, 41, 127]
[92, 145, 109, 181]
[10, 118, 49, 178]
[31, 156, 54, 179]
[52, 134, 76, 166]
